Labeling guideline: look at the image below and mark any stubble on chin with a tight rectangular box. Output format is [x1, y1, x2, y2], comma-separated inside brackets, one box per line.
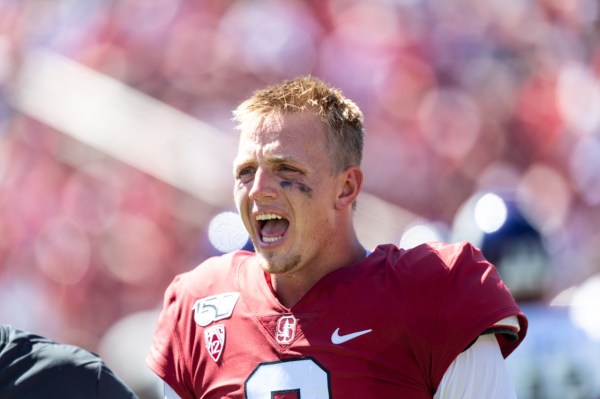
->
[258, 251, 302, 275]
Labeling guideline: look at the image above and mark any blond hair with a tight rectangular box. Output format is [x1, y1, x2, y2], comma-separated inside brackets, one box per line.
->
[233, 75, 364, 173]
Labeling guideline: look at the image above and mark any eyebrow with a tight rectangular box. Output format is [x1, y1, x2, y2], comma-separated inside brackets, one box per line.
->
[233, 154, 306, 177]
[234, 153, 299, 167]
[264, 155, 298, 165]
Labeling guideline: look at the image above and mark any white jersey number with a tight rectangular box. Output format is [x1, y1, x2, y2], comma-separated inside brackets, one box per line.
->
[245, 358, 331, 399]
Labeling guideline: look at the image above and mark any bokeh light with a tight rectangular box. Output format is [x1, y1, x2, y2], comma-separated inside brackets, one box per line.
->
[399, 220, 445, 249]
[474, 193, 507, 234]
[571, 275, 600, 340]
[208, 211, 249, 253]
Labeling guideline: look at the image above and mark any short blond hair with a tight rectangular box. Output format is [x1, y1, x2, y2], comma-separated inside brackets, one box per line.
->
[233, 75, 364, 173]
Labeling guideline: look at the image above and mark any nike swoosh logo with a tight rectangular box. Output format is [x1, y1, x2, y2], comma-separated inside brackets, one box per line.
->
[331, 328, 373, 344]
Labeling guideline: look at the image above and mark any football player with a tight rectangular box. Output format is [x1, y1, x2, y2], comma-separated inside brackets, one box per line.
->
[147, 75, 527, 398]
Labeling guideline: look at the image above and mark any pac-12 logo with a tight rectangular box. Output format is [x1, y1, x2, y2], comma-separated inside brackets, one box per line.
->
[204, 325, 225, 362]
[276, 315, 297, 345]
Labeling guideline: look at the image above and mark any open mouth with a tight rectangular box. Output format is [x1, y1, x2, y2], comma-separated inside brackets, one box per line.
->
[256, 213, 289, 244]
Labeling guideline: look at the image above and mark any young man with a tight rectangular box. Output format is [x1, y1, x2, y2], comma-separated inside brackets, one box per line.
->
[147, 76, 527, 398]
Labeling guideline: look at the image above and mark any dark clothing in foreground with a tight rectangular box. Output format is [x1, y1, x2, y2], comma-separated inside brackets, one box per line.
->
[0, 325, 138, 399]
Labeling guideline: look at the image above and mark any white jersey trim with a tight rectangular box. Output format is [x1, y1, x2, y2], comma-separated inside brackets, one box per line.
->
[434, 334, 517, 399]
[492, 315, 520, 332]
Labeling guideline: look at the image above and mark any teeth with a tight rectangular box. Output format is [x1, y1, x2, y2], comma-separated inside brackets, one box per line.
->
[263, 236, 283, 243]
[255, 213, 285, 244]
[255, 213, 283, 221]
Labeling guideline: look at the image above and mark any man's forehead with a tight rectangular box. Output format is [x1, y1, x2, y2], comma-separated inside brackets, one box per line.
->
[237, 113, 299, 147]
[241, 111, 323, 136]
[256, 112, 285, 132]
[233, 138, 291, 166]
[236, 123, 281, 154]
[234, 111, 326, 164]
[237, 111, 283, 140]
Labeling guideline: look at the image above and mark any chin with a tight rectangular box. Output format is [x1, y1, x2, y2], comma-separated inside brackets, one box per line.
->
[258, 252, 302, 275]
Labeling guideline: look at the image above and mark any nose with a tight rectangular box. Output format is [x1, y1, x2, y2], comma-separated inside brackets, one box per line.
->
[248, 168, 277, 202]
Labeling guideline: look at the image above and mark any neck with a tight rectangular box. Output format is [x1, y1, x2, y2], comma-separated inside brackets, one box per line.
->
[269, 238, 366, 308]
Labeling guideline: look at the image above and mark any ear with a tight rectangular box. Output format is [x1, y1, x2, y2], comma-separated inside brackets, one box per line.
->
[334, 166, 363, 210]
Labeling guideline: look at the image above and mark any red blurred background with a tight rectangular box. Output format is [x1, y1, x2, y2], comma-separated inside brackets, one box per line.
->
[1, 0, 600, 397]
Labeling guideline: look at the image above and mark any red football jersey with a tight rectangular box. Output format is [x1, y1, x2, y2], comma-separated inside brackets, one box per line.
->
[147, 242, 527, 399]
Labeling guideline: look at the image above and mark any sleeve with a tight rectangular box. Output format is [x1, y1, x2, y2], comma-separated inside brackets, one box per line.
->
[146, 274, 196, 399]
[0, 326, 138, 399]
[433, 334, 517, 399]
[428, 242, 528, 390]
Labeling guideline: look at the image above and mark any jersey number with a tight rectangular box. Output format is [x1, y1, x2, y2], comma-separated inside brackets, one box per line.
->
[245, 358, 331, 399]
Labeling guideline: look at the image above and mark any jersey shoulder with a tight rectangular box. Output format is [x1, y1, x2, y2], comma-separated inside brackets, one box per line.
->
[371, 241, 486, 283]
[152, 250, 256, 338]
[177, 250, 255, 297]
[374, 241, 520, 314]
[372, 242, 526, 344]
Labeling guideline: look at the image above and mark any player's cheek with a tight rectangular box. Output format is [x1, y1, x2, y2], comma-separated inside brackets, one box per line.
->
[232, 187, 252, 231]
[233, 184, 246, 209]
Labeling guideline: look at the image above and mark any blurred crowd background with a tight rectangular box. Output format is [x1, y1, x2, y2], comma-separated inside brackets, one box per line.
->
[1, 0, 600, 398]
